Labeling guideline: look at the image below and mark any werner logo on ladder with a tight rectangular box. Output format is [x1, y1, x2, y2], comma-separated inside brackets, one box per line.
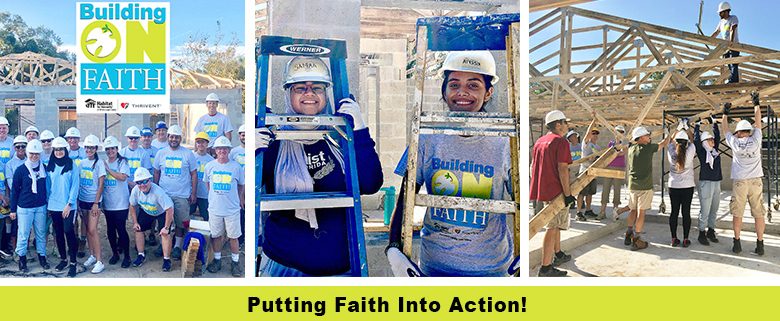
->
[255, 36, 383, 277]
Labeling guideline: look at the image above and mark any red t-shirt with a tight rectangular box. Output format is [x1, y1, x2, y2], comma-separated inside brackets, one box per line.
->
[530, 132, 573, 202]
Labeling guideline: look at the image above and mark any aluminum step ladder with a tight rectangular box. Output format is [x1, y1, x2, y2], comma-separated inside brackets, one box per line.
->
[255, 36, 368, 277]
[401, 14, 522, 269]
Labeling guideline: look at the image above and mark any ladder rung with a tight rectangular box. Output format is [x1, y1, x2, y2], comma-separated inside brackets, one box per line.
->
[273, 130, 335, 141]
[419, 127, 517, 137]
[260, 192, 355, 211]
[421, 115, 516, 125]
[421, 111, 513, 119]
[414, 194, 517, 213]
[266, 115, 347, 127]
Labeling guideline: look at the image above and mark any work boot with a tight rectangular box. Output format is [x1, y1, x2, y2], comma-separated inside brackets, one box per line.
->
[231, 261, 242, 277]
[631, 235, 648, 251]
[553, 251, 571, 266]
[732, 238, 742, 254]
[18, 255, 28, 272]
[538, 265, 567, 277]
[754, 240, 765, 256]
[38, 255, 50, 270]
[624, 231, 633, 246]
[584, 210, 598, 219]
[576, 212, 587, 222]
[207, 258, 222, 273]
[707, 229, 719, 243]
[698, 231, 710, 246]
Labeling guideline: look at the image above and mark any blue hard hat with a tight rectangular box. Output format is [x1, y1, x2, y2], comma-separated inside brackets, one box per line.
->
[155, 121, 168, 130]
[141, 127, 153, 136]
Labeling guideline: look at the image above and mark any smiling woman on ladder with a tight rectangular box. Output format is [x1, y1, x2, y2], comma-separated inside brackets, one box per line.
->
[386, 51, 515, 277]
[255, 56, 383, 277]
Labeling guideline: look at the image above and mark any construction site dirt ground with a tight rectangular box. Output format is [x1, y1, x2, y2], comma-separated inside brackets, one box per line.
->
[530, 187, 780, 277]
[0, 214, 245, 278]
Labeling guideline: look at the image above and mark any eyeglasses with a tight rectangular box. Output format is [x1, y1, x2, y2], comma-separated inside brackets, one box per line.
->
[136, 179, 151, 185]
[14, 145, 26, 149]
[128, 137, 139, 140]
[291, 84, 326, 95]
[41, 139, 52, 143]
[53, 148, 67, 152]
[85, 146, 97, 150]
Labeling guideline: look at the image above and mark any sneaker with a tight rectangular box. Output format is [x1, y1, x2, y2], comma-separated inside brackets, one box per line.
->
[584, 210, 598, 218]
[553, 251, 571, 266]
[38, 255, 50, 270]
[538, 265, 567, 277]
[55, 260, 68, 272]
[108, 254, 120, 265]
[682, 239, 691, 248]
[631, 236, 648, 251]
[698, 231, 710, 246]
[132, 254, 146, 267]
[154, 244, 163, 257]
[576, 212, 587, 222]
[68, 263, 77, 277]
[83, 255, 97, 267]
[732, 238, 742, 254]
[595, 211, 606, 220]
[78, 238, 86, 258]
[230, 261, 242, 277]
[18, 255, 28, 272]
[207, 258, 222, 273]
[671, 238, 680, 247]
[624, 231, 633, 246]
[121, 256, 131, 268]
[147, 233, 158, 246]
[162, 259, 172, 272]
[754, 240, 765, 256]
[91, 261, 105, 274]
[707, 229, 719, 243]
[172, 247, 182, 260]
[0, 249, 11, 259]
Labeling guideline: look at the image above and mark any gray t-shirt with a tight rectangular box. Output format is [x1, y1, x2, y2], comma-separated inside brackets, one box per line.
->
[79, 158, 106, 203]
[193, 152, 215, 199]
[151, 139, 168, 150]
[726, 128, 763, 180]
[229, 146, 245, 168]
[103, 158, 131, 211]
[194, 112, 234, 147]
[153, 147, 197, 198]
[579, 141, 601, 174]
[120, 147, 152, 178]
[4, 156, 25, 192]
[129, 183, 173, 216]
[204, 160, 244, 217]
[141, 146, 158, 170]
[394, 134, 513, 276]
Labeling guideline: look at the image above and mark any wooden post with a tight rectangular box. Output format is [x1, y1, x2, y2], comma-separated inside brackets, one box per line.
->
[182, 238, 201, 278]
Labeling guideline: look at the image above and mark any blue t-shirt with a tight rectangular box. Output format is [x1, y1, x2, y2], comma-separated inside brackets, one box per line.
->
[229, 146, 245, 168]
[194, 152, 215, 199]
[4, 156, 25, 193]
[46, 163, 80, 212]
[153, 147, 197, 198]
[78, 158, 106, 203]
[103, 158, 131, 211]
[120, 146, 152, 178]
[204, 159, 244, 216]
[129, 183, 173, 216]
[0, 136, 13, 194]
[141, 146, 158, 169]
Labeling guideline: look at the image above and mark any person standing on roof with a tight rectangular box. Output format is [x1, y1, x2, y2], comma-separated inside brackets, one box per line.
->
[711, 2, 740, 84]
[576, 116, 602, 220]
[128, 167, 175, 272]
[9, 139, 48, 272]
[120, 126, 152, 185]
[102, 136, 132, 269]
[194, 93, 234, 148]
[24, 126, 39, 142]
[46, 137, 80, 277]
[78, 135, 106, 274]
[601, 125, 627, 220]
[191, 132, 213, 221]
[39, 130, 55, 167]
[256, 56, 382, 277]
[387, 51, 514, 277]
[151, 121, 169, 150]
[666, 125, 696, 248]
[625, 126, 673, 251]
[693, 116, 722, 245]
[722, 95, 765, 255]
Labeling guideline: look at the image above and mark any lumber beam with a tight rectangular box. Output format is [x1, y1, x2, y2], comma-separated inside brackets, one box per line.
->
[587, 167, 625, 179]
[630, 70, 673, 133]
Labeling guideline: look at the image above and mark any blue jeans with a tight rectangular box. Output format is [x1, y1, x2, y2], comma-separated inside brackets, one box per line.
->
[15, 205, 48, 257]
[698, 180, 721, 231]
[724, 50, 740, 83]
[258, 252, 351, 277]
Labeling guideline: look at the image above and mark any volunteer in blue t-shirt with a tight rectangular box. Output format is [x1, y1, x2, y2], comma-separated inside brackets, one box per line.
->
[46, 137, 80, 277]
[256, 56, 383, 276]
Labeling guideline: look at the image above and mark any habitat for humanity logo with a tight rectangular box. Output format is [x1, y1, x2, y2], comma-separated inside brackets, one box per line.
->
[76, 2, 170, 114]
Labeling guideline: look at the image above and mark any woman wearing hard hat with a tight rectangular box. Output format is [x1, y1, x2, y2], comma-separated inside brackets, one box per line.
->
[666, 126, 696, 248]
[46, 137, 81, 277]
[192, 132, 214, 221]
[386, 51, 514, 277]
[78, 135, 107, 273]
[195, 93, 234, 147]
[256, 56, 383, 277]
[102, 136, 132, 268]
[9, 139, 48, 272]
[64, 127, 87, 166]
[39, 130, 55, 167]
[693, 118, 722, 245]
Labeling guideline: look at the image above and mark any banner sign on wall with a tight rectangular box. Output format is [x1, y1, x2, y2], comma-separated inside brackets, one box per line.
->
[76, 2, 170, 114]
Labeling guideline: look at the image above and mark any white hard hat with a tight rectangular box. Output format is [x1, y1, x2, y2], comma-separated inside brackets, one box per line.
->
[283, 56, 332, 87]
[718, 1, 731, 13]
[40, 130, 55, 141]
[615, 125, 626, 133]
[83, 134, 100, 147]
[700, 131, 714, 141]
[206, 93, 220, 102]
[103, 136, 120, 149]
[167, 124, 183, 136]
[213, 136, 232, 148]
[545, 110, 569, 125]
[441, 51, 499, 84]
[125, 126, 141, 138]
[13, 135, 27, 145]
[133, 167, 153, 182]
[0, 117, 8, 126]
[26, 139, 43, 154]
[52, 137, 68, 149]
[566, 130, 579, 139]
[736, 119, 753, 132]
[24, 126, 39, 135]
[674, 131, 689, 141]
[632, 126, 651, 141]
[65, 127, 81, 138]
[238, 124, 245, 134]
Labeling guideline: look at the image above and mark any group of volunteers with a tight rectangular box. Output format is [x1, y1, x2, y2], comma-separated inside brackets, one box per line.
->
[256, 51, 518, 277]
[530, 93, 766, 277]
[0, 92, 246, 277]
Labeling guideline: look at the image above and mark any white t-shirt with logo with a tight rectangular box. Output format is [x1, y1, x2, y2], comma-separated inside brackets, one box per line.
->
[153, 147, 197, 198]
[194, 112, 234, 147]
[129, 183, 173, 216]
[726, 128, 763, 180]
[715, 15, 739, 43]
[193, 152, 215, 199]
[204, 160, 244, 217]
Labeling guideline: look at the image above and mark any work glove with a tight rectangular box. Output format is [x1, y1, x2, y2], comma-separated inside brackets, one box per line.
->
[751, 91, 760, 106]
[563, 195, 576, 207]
[723, 102, 732, 115]
[386, 246, 424, 277]
[677, 118, 689, 131]
[709, 115, 717, 124]
[255, 127, 274, 151]
[507, 256, 521, 276]
[337, 95, 367, 131]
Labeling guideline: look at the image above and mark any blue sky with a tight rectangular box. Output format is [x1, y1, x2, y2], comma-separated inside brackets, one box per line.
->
[530, 0, 780, 73]
[2, 0, 245, 57]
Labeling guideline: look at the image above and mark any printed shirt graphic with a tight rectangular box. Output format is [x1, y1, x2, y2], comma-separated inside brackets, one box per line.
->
[726, 128, 763, 180]
[130, 183, 173, 216]
[153, 147, 196, 198]
[569, 143, 581, 161]
[194, 113, 233, 147]
[204, 160, 244, 217]
[394, 134, 513, 276]
[194, 152, 214, 199]
[103, 158, 131, 210]
[0, 137, 12, 193]
[69, 148, 87, 167]
[716, 15, 739, 43]
[229, 146, 245, 168]
[78, 158, 106, 202]
[120, 147, 151, 177]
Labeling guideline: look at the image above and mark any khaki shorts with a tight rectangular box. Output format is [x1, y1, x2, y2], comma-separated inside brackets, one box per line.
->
[209, 214, 242, 239]
[730, 177, 765, 219]
[543, 201, 570, 230]
[580, 178, 599, 196]
[628, 189, 653, 211]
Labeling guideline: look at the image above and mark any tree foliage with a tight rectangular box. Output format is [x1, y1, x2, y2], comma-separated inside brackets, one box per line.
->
[172, 21, 244, 81]
[0, 11, 74, 61]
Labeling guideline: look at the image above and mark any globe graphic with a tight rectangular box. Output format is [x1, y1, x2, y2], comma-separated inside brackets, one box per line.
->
[85, 25, 118, 58]
[432, 171, 458, 196]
